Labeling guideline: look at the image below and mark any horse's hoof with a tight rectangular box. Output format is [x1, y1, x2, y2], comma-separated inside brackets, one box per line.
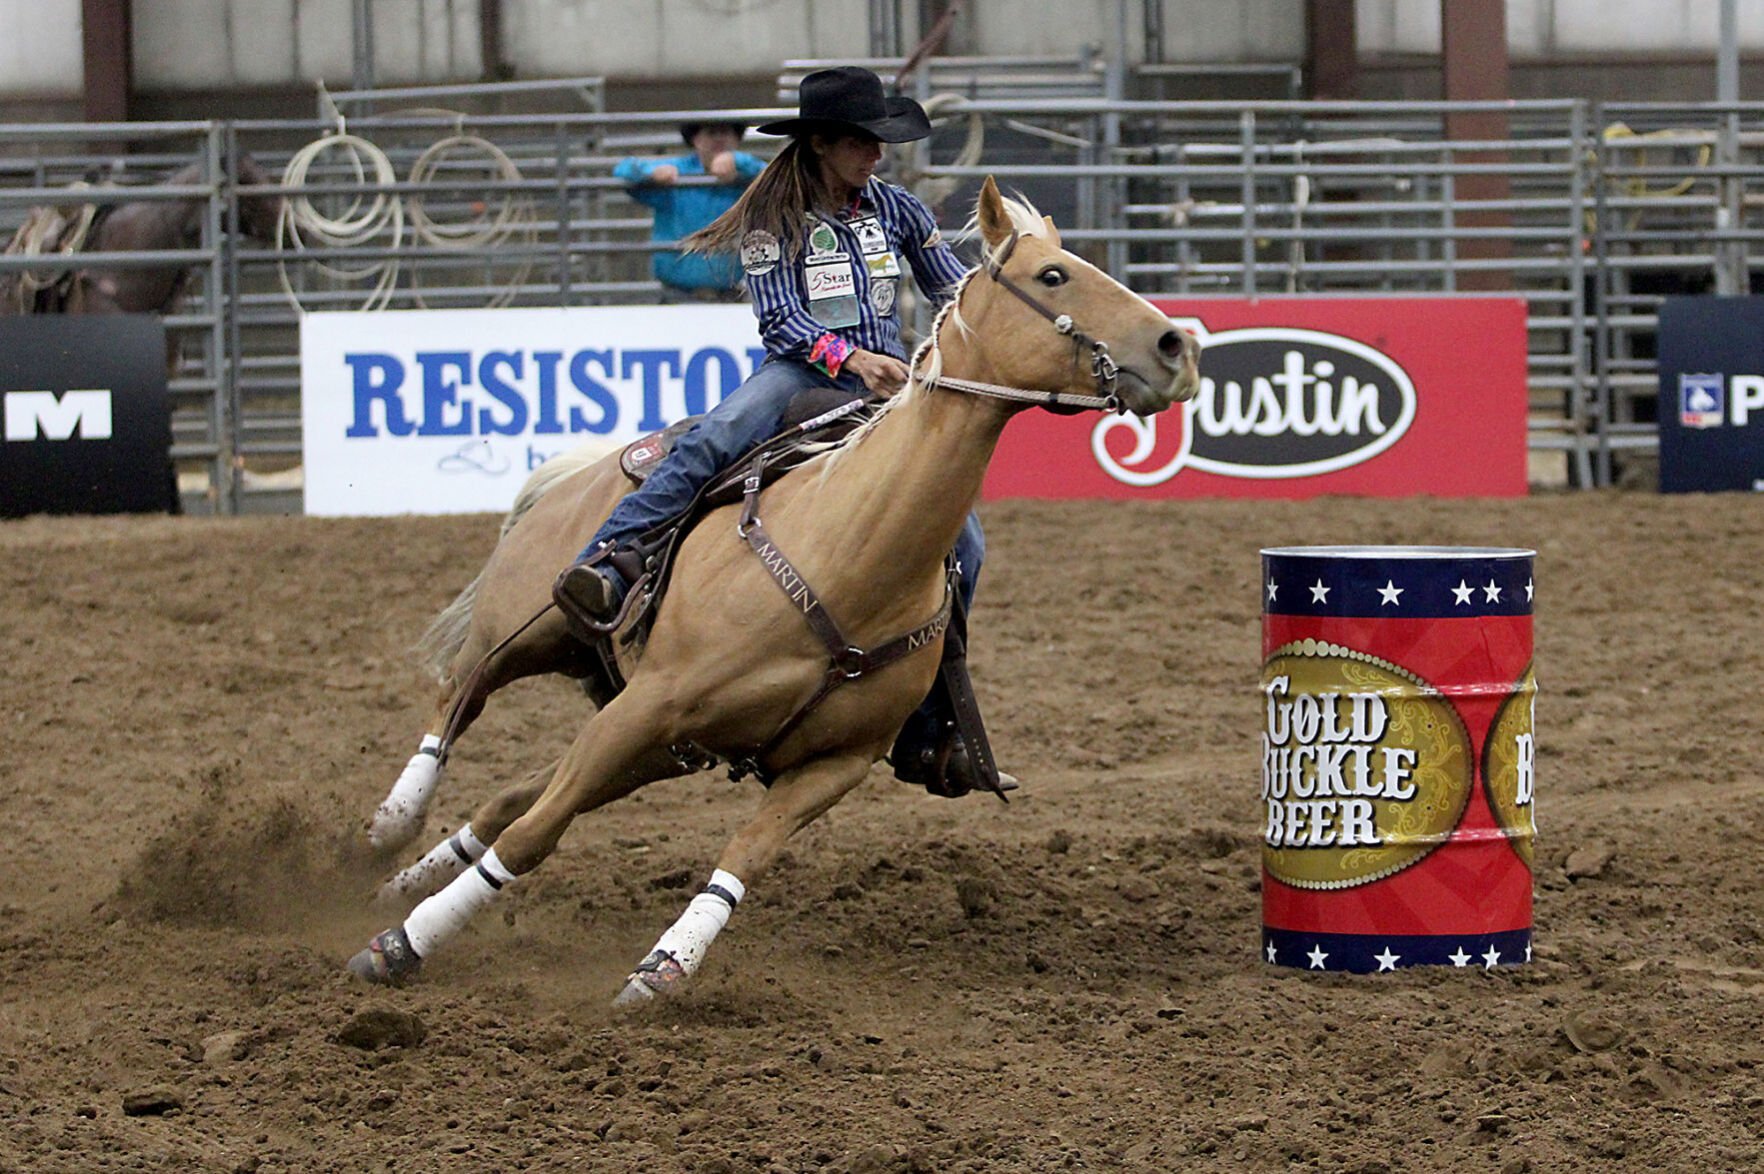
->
[612, 949, 684, 1006]
[347, 927, 423, 987]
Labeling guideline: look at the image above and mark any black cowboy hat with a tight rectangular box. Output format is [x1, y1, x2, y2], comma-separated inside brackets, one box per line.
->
[679, 120, 746, 145]
[757, 66, 932, 143]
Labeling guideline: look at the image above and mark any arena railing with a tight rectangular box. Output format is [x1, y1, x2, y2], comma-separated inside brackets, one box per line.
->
[0, 120, 240, 507]
[8, 98, 1762, 509]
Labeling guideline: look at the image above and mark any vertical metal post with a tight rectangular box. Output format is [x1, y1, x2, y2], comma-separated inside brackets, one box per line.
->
[870, 0, 902, 57]
[1175, 143, 1194, 294]
[1441, 168, 1456, 292]
[1716, 0, 1744, 296]
[224, 123, 249, 515]
[1105, 0, 1128, 280]
[556, 121, 573, 306]
[1718, 0, 1739, 105]
[1567, 99, 1594, 490]
[1142, 0, 1164, 66]
[352, 0, 376, 102]
[203, 125, 234, 513]
[1240, 111, 1257, 296]
[1592, 107, 1613, 487]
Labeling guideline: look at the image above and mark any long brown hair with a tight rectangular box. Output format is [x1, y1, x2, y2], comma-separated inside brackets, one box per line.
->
[683, 136, 835, 258]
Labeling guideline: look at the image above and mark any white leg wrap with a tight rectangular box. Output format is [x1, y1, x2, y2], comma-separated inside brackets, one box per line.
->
[402, 847, 516, 959]
[651, 870, 745, 977]
[376, 824, 487, 905]
[370, 735, 444, 849]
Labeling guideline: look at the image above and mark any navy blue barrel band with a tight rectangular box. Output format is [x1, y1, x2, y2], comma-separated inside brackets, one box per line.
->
[1262, 546, 1535, 619]
[1262, 927, 1532, 973]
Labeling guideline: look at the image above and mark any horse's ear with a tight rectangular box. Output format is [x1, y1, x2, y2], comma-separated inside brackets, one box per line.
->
[1041, 214, 1063, 248]
[976, 176, 1012, 250]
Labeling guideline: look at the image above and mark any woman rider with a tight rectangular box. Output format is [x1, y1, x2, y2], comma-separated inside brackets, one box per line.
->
[552, 65, 1001, 795]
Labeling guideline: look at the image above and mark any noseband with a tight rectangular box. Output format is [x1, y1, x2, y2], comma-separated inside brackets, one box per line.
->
[924, 229, 1124, 414]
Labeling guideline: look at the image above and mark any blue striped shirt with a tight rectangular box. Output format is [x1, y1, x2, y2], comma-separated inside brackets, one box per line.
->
[744, 179, 970, 361]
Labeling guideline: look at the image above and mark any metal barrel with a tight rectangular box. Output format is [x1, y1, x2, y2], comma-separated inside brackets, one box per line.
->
[1259, 545, 1536, 973]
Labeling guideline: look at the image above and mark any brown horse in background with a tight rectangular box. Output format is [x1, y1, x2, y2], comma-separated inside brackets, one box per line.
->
[349, 177, 1203, 1006]
[0, 154, 281, 316]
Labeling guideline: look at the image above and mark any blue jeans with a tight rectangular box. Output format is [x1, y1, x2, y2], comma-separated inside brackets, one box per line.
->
[580, 356, 985, 753]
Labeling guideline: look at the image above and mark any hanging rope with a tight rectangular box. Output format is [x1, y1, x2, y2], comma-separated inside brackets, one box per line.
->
[404, 130, 537, 310]
[275, 110, 539, 313]
[275, 126, 405, 312]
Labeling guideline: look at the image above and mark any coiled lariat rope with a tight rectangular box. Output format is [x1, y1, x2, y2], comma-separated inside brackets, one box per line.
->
[404, 130, 537, 310]
[275, 109, 537, 313]
[276, 125, 405, 312]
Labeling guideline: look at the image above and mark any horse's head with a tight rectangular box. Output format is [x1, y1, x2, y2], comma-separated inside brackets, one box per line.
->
[967, 176, 1199, 417]
[231, 153, 284, 244]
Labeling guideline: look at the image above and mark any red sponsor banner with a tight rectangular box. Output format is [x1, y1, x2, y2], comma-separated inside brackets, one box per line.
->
[982, 297, 1529, 500]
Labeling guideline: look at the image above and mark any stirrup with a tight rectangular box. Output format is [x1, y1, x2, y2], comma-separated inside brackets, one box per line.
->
[553, 564, 647, 642]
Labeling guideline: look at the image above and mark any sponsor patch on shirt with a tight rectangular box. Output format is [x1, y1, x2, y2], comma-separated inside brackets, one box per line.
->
[740, 229, 781, 275]
[805, 258, 860, 328]
[870, 277, 897, 316]
[808, 220, 842, 259]
[851, 215, 888, 254]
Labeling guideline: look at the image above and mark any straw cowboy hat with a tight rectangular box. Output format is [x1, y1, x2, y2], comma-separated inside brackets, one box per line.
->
[757, 66, 933, 143]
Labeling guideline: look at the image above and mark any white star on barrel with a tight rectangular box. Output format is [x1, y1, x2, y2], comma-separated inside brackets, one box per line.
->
[1452, 580, 1475, 605]
[1483, 580, 1503, 603]
[1448, 947, 1472, 967]
[1266, 579, 1278, 602]
[1306, 945, 1328, 969]
[1482, 945, 1502, 969]
[1265, 941, 1277, 963]
[1373, 947, 1401, 971]
[1377, 580, 1403, 606]
[1309, 580, 1330, 604]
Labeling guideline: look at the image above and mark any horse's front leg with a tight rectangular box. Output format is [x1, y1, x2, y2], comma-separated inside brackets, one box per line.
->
[614, 751, 875, 1006]
[371, 761, 556, 908]
[348, 689, 676, 985]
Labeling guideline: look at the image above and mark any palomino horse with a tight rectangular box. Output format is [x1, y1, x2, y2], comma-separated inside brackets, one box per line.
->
[0, 154, 281, 316]
[352, 177, 1202, 1003]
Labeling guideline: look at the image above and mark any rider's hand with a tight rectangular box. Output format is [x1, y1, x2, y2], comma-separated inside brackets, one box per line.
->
[845, 349, 910, 397]
[708, 151, 738, 181]
[650, 164, 680, 185]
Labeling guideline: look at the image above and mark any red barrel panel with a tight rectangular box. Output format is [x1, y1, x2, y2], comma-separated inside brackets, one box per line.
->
[1260, 546, 1536, 973]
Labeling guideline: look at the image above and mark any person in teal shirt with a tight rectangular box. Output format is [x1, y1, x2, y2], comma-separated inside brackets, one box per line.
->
[615, 121, 765, 300]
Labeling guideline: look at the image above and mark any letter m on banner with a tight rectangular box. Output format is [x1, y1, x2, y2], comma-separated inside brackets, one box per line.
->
[4, 390, 113, 441]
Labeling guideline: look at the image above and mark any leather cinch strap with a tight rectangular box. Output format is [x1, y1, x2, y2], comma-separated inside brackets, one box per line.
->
[732, 452, 955, 782]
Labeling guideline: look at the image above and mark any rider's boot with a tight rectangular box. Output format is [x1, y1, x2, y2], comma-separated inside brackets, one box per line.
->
[553, 545, 638, 636]
[889, 707, 1017, 799]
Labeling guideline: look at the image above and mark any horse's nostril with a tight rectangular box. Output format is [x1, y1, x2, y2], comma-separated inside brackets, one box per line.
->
[1156, 330, 1187, 363]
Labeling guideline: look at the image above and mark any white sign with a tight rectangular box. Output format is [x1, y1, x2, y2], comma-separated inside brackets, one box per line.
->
[300, 305, 764, 516]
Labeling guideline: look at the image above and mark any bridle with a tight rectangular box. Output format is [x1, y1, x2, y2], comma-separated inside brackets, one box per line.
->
[922, 229, 1124, 413]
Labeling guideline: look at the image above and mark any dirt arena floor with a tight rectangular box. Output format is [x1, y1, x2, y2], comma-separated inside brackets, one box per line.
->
[4, 489, 1763, 1173]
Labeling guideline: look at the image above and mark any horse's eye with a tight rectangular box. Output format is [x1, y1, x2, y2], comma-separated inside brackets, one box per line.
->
[1036, 265, 1068, 288]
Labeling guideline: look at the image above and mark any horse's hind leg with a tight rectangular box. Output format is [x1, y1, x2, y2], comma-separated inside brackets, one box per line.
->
[373, 759, 558, 908]
[615, 751, 874, 1006]
[368, 611, 576, 852]
[348, 688, 682, 985]
[367, 674, 473, 852]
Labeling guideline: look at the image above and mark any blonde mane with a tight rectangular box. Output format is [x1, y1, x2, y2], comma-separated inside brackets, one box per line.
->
[814, 192, 1047, 476]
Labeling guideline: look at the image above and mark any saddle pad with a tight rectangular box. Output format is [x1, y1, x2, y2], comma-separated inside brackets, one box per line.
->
[619, 417, 698, 483]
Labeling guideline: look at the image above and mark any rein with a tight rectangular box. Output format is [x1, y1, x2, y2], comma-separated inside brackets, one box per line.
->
[923, 229, 1123, 413]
